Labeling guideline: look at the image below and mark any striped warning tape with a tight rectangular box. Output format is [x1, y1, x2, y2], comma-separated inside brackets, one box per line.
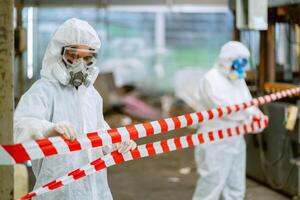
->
[20, 116, 268, 199]
[1, 87, 299, 165]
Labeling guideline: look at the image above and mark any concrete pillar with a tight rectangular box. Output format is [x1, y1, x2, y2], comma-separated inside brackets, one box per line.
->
[0, 0, 14, 199]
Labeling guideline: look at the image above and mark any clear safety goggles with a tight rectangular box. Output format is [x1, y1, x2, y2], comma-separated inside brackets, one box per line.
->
[62, 46, 98, 67]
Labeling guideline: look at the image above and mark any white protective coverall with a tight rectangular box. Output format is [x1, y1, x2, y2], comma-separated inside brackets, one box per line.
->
[14, 18, 113, 199]
[193, 41, 264, 200]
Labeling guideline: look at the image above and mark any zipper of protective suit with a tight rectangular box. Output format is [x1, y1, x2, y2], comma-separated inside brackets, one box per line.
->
[75, 87, 97, 200]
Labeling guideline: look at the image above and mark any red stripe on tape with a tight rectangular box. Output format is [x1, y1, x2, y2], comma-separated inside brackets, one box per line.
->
[227, 128, 232, 137]
[226, 106, 232, 114]
[197, 112, 204, 122]
[186, 135, 194, 147]
[160, 140, 170, 152]
[218, 130, 224, 139]
[257, 120, 262, 129]
[243, 125, 248, 135]
[36, 139, 58, 156]
[126, 125, 139, 140]
[184, 114, 193, 125]
[145, 143, 156, 155]
[235, 127, 240, 135]
[68, 169, 86, 180]
[91, 158, 107, 171]
[2, 144, 31, 163]
[198, 134, 205, 144]
[63, 138, 82, 152]
[172, 117, 181, 129]
[207, 110, 214, 120]
[107, 129, 122, 143]
[174, 138, 182, 149]
[44, 180, 63, 190]
[235, 105, 240, 112]
[217, 108, 223, 118]
[208, 131, 214, 141]
[86, 132, 103, 147]
[257, 98, 262, 105]
[264, 119, 269, 127]
[111, 151, 125, 164]
[143, 122, 155, 136]
[269, 94, 273, 101]
[130, 148, 141, 159]
[20, 192, 36, 200]
[158, 119, 168, 133]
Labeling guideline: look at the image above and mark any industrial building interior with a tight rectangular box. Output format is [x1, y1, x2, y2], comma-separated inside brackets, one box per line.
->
[1, 0, 300, 199]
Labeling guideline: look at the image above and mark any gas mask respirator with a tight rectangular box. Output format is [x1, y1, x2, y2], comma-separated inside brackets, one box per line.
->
[53, 46, 99, 87]
[228, 58, 248, 81]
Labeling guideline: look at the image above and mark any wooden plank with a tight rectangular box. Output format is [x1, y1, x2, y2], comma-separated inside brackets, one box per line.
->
[264, 82, 298, 94]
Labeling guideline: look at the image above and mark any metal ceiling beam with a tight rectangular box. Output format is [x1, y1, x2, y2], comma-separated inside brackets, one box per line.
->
[22, 0, 227, 7]
[269, 0, 300, 7]
[229, 0, 300, 10]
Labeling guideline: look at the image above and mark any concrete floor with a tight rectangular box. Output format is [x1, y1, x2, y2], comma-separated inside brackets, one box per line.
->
[108, 148, 290, 200]
[246, 179, 289, 200]
[24, 148, 290, 200]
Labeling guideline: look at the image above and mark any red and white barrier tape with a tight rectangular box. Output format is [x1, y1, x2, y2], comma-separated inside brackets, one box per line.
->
[20, 116, 268, 200]
[1, 87, 299, 165]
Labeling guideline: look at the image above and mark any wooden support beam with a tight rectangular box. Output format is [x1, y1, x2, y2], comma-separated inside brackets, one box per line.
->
[258, 31, 267, 92]
[232, 11, 240, 41]
[267, 22, 276, 83]
[258, 9, 276, 92]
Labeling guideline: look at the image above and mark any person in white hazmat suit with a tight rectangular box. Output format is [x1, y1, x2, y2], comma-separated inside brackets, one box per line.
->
[193, 41, 264, 200]
[14, 18, 136, 200]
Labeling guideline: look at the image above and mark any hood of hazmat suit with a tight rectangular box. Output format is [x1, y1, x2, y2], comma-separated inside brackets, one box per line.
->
[193, 41, 264, 200]
[14, 18, 113, 200]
